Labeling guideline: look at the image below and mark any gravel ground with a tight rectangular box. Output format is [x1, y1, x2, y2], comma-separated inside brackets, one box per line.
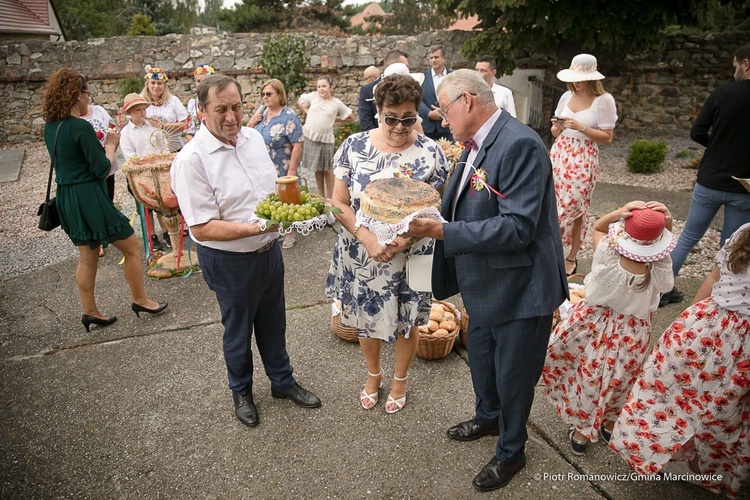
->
[0, 130, 718, 282]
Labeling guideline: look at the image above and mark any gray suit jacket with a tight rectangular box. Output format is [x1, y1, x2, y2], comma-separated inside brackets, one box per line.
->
[432, 111, 568, 327]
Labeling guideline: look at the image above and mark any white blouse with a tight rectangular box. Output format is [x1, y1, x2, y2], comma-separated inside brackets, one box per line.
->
[298, 92, 352, 143]
[584, 235, 674, 319]
[712, 222, 750, 315]
[146, 95, 188, 150]
[81, 105, 120, 174]
[555, 91, 618, 141]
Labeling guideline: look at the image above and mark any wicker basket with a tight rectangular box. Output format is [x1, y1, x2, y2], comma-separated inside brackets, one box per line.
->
[331, 312, 359, 342]
[458, 307, 469, 348]
[416, 299, 459, 360]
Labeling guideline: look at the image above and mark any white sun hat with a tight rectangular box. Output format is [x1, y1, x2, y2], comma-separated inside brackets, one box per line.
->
[383, 62, 425, 85]
[556, 54, 605, 82]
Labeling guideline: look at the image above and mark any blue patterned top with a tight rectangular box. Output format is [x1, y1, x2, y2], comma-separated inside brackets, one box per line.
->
[254, 107, 303, 177]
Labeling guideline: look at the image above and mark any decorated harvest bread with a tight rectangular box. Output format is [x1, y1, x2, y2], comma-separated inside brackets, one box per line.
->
[121, 152, 177, 170]
[360, 177, 440, 224]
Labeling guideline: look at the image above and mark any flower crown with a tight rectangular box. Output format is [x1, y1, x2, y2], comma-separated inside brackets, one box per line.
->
[193, 65, 215, 77]
[144, 65, 168, 82]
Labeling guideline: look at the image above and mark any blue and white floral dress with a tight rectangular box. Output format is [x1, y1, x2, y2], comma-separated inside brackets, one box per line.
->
[254, 106, 303, 177]
[325, 131, 450, 341]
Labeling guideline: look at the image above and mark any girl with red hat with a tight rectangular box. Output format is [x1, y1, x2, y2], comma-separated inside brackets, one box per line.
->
[540, 201, 677, 455]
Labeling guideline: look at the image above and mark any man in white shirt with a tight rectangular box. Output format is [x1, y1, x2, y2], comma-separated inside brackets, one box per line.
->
[475, 56, 517, 118]
[171, 75, 321, 428]
[419, 45, 453, 141]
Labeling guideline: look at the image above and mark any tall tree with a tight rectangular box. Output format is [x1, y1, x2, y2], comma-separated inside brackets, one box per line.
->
[434, 0, 745, 75]
[364, 0, 453, 35]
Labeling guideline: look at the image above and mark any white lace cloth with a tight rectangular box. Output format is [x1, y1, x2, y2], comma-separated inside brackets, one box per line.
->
[248, 214, 329, 236]
[355, 207, 446, 246]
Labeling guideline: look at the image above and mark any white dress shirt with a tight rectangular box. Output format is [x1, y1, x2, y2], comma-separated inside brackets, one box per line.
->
[491, 83, 516, 117]
[171, 125, 280, 252]
[452, 108, 504, 218]
[431, 68, 448, 90]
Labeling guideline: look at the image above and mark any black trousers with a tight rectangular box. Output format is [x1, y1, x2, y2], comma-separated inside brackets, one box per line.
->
[197, 242, 295, 394]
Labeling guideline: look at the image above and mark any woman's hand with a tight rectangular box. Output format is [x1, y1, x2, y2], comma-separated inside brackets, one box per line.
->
[104, 129, 120, 149]
[383, 235, 411, 260]
[359, 230, 390, 262]
[248, 110, 263, 128]
[550, 117, 564, 134]
[562, 117, 584, 132]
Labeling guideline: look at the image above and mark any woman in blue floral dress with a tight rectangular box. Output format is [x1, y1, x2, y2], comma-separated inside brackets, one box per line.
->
[249, 79, 303, 248]
[326, 74, 450, 413]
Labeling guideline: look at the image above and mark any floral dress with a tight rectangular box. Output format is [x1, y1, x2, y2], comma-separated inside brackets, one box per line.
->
[609, 224, 750, 498]
[254, 107, 303, 177]
[540, 233, 673, 441]
[550, 92, 617, 246]
[325, 131, 449, 341]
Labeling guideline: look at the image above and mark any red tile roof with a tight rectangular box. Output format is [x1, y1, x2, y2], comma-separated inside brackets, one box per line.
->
[0, 0, 58, 36]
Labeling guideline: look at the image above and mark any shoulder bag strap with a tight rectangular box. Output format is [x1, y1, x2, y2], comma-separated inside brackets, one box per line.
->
[45, 122, 64, 203]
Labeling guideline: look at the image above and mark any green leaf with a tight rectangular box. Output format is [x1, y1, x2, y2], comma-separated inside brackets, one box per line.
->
[323, 206, 343, 215]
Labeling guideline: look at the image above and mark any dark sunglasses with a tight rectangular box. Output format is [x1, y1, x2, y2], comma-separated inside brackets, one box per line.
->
[261, 92, 276, 97]
[382, 115, 418, 127]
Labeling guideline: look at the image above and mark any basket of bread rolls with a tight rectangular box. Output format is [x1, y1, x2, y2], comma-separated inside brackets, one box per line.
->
[416, 299, 459, 360]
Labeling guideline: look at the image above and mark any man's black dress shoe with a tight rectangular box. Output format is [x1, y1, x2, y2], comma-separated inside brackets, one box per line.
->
[232, 391, 259, 427]
[271, 383, 321, 408]
[446, 419, 500, 441]
[472, 454, 526, 492]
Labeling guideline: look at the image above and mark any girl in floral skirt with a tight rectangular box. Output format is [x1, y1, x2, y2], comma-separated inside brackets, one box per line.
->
[609, 222, 750, 498]
[540, 201, 676, 455]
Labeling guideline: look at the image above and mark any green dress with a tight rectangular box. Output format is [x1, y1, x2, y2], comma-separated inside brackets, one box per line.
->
[44, 117, 133, 248]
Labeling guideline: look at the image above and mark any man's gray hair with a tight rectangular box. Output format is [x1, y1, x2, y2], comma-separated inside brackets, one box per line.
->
[197, 74, 243, 108]
[437, 69, 494, 107]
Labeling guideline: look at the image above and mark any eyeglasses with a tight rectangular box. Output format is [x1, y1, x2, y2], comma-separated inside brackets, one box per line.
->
[437, 93, 475, 121]
[261, 92, 276, 98]
[382, 115, 418, 127]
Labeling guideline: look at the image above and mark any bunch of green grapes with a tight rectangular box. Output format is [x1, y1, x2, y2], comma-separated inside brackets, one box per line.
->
[254, 194, 323, 222]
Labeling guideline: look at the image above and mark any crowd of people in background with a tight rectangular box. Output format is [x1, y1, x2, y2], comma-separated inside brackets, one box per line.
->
[39, 42, 749, 497]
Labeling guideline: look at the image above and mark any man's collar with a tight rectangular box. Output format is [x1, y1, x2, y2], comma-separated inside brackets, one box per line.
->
[197, 125, 246, 153]
[432, 68, 446, 78]
[471, 108, 503, 150]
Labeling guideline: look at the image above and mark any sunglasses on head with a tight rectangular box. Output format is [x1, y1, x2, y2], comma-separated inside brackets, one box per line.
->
[261, 92, 275, 97]
[382, 115, 418, 127]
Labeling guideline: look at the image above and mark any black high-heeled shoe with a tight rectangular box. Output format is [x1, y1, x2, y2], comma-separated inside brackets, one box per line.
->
[131, 302, 168, 317]
[81, 314, 117, 332]
[565, 258, 578, 277]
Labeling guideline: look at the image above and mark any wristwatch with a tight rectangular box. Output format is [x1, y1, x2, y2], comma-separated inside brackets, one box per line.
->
[579, 125, 586, 133]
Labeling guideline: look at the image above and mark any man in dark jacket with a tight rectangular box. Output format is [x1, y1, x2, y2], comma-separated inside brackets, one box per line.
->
[358, 50, 408, 131]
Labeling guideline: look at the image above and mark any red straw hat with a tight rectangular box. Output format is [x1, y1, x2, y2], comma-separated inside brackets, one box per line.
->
[611, 208, 677, 263]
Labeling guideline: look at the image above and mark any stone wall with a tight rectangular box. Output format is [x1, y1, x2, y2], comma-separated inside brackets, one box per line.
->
[1, 30, 748, 144]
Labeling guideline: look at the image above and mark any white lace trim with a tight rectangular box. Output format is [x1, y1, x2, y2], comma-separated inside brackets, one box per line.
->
[248, 213, 329, 235]
[355, 207, 445, 246]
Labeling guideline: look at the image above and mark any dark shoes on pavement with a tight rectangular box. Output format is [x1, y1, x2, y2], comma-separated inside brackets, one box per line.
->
[446, 419, 500, 441]
[658, 287, 684, 308]
[472, 454, 527, 492]
[271, 383, 322, 408]
[232, 391, 259, 427]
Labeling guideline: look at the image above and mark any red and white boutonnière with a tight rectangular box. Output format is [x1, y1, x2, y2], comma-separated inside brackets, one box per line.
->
[469, 167, 505, 199]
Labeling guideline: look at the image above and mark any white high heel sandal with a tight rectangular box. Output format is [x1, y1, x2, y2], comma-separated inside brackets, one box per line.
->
[360, 370, 384, 409]
[385, 374, 408, 414]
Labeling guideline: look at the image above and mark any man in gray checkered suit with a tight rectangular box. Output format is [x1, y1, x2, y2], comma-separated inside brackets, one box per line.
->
[408, 69, 567, 492]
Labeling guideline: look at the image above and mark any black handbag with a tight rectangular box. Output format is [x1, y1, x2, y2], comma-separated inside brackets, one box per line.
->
[37, 123, 63, 231]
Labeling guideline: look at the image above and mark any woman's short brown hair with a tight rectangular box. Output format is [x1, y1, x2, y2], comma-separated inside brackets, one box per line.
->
[374, 74, 423, 111]
[43, 68, 85, 122]
[261, 79, 288, 107]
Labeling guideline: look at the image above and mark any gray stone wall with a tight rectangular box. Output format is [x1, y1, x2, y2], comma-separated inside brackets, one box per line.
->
[1, 30, 748, 144]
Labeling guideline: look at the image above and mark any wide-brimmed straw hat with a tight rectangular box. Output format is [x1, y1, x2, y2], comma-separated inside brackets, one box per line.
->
[557, 54, 605, 82]
[610, 208, 677, 263]
[122, 93, 149, 113]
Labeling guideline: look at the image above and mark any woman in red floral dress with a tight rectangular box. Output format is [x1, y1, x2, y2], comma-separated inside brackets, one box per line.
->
[609, 222, 750, 498]
[541, 202, 676, 455]
[550, 54, 618, 276]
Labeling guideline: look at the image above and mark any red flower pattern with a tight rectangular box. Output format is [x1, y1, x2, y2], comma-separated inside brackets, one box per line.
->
[609, 297, 750, 498]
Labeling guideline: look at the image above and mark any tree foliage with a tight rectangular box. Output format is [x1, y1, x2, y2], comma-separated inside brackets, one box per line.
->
[433, 0, 747, 75]
[260, 34, 310, 98]
[127, 13, 157, 36]
[219, 0, 349, 33]
[357, 0, 453, 35]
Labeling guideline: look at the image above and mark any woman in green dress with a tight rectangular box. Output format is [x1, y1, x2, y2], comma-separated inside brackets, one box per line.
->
[42, 68, 167, 332]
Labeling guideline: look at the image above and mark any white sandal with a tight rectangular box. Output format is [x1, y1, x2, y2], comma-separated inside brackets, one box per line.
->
[360, 370, 383, 409]
[385, 374, 408, 414]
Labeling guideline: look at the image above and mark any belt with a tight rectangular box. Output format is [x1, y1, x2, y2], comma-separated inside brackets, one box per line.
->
[253, 240, 276, 253]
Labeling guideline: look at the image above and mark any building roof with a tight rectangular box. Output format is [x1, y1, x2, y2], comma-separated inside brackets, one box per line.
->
[447, 15, 479, 31]
[0, 0, 59, 36]
[350, 2, 389, 29]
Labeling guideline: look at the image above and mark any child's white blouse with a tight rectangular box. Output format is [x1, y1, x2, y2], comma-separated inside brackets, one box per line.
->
[583, 236, 674, 319]
[712, 222, 750, 315]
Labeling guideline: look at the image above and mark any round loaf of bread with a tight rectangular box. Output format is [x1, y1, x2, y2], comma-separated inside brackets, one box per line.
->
[360, 177, 440, 224]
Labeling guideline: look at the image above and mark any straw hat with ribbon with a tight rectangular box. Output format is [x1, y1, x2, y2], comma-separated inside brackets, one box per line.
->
[557, 54, 605, 82]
